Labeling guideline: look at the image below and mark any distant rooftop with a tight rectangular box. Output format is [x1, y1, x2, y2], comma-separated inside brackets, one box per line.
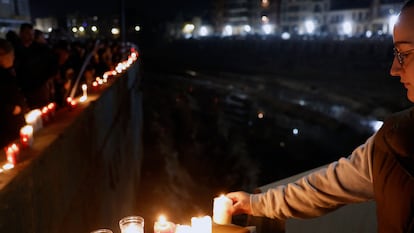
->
[331, 0, 371, 10]
[331, 0, 404, 10]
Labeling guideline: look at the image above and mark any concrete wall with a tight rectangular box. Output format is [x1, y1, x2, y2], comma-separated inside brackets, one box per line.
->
[0, 63, 143, 233]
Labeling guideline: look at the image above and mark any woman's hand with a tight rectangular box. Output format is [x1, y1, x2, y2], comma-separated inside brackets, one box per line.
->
[226, 191, 253, 215]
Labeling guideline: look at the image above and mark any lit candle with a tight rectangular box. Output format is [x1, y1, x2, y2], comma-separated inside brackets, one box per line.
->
[92, 81, 99, 90]
[20, 125, 34, 148]
[41, 106, 50, 124]
[47, 102, 56, 117]
[79, 84, 88, 102]
[119, 216, 144, 233]
[154, 215, 175, 233]
[191, 216, 212, 233]
[213, 195, 233, 225]
[25, 109, 43, 132]
[5, 143, 20, 165]
[66, 97, 78, 109]
[103, 72, 109, 80]
[82, 84, 88, 96]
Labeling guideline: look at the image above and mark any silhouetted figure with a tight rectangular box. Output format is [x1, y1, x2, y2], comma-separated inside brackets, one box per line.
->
[0, 39, 28, 148]
[52, 40, 75, 107]
[34, 29, 48, 45]
[14, 23, 58, 109]
[5, 30, 20, 49]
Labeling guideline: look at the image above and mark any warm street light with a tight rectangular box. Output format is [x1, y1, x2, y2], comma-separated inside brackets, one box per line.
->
[111, 28, 120, 35]
[261, 15, 269, 23]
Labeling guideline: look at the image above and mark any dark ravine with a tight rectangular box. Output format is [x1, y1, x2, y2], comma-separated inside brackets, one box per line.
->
[135, 38, 412, 231]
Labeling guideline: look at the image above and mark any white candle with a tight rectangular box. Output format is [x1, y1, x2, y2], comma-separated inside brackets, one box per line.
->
[20, 125, 34, 148]
[213, 195, 233, 225]
[175, 224, 191, 233]
[191, 216, 212, 233]
[80, 84, 88, 102]
[154, 215, 175, 233]
[5, 143, 20, 165]
[25, 109, 43, 132]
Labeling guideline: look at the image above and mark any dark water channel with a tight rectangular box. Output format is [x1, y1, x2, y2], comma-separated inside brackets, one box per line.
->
[136, 69, 375, 232]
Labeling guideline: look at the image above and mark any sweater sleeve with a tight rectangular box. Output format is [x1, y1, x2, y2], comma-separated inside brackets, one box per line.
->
[250, 135, 375, 220]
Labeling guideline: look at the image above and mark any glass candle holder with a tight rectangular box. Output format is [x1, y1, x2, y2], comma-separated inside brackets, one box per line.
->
[119, 216, 144, 233]
[90, 229, 113, 233]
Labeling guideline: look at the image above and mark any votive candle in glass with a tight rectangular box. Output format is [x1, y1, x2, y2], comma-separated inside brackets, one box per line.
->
[154, 215, 175, 233]
[119, 216, 144, 233]
[20, 125, 34, 148]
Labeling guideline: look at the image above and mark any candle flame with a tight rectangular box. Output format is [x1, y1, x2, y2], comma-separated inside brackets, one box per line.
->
[47, 102, 56, 110]
[42, 106, 49, 114]
[158, 215, 167, 224]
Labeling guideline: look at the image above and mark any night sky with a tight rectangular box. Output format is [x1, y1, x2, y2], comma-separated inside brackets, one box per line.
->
[30, 0, 210, 22]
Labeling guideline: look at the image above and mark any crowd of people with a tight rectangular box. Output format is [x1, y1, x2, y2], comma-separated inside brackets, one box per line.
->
[0, 23, 124, 149]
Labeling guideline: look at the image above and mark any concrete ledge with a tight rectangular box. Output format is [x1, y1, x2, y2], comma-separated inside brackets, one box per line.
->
[0, 63, 143, 232]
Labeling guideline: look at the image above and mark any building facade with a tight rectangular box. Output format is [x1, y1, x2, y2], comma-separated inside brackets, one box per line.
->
[207, 0, 404, 38]
[0, 0, 31, 37]
[279, 0, 330, 36]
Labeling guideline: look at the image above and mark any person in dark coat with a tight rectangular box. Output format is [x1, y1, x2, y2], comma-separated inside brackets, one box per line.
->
[0, 39, 28, 148]
[14, 23, 58, 109]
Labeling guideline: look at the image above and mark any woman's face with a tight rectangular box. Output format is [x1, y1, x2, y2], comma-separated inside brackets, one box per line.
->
[390, 6, 414, 103]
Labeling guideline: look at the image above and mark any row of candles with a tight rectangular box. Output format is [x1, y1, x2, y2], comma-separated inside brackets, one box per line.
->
[1, 102, 57, 171]
[1, 47, 139, 173]
[67, 48, 138, 109]
[92, 195, 234, 233]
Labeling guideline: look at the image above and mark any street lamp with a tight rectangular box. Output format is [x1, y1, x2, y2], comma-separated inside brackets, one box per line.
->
[342, 21, 353, 36]
[304, 20, 316, 34]
[223, 25, 233, 37]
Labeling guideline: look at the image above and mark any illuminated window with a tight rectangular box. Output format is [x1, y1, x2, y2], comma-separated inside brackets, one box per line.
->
[261, 15, 269, 23]
[261, 0, 269, 8]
